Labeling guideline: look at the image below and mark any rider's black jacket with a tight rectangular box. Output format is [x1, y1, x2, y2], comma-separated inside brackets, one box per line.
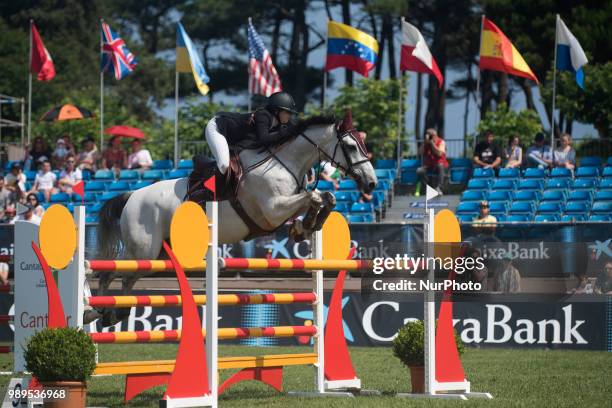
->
[214, 109, 296, 149]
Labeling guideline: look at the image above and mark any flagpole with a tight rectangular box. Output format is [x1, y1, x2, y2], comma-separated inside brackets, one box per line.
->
[396, 73, 404, 178]
[247, 20, 252, 112]
[550, 14, 559, 156]
[174, 71, 179, 166]
[100, 19, 104, 150]
[27, 19, 32, 146]
[322, 21, 328, 108]
[474, 14, 485, 152]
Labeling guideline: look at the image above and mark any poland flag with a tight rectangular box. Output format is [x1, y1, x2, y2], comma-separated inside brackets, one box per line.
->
[400, 18, 443, 88]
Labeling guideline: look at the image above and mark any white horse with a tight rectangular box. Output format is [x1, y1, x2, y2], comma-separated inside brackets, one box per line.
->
[90, 112, 377, 325]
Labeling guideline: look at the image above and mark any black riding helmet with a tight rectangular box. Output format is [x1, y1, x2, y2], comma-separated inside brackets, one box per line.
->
[266, 91, 298, 114]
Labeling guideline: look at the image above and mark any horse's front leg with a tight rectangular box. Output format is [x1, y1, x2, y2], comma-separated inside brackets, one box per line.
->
[264, 191, 323, 241]
[312, 191, 336, 231]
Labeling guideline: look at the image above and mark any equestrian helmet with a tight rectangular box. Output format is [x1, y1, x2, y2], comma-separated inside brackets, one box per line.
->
[266, 92, 298, 114]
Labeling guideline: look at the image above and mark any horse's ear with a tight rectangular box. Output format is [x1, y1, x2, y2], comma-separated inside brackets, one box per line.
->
[339, 109, 353, 132]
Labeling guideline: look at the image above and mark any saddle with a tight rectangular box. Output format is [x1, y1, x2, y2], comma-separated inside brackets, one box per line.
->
[185, 153, 243, 204]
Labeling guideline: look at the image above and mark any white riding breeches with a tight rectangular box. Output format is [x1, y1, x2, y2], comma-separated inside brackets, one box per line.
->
[205, 117, 230, 174]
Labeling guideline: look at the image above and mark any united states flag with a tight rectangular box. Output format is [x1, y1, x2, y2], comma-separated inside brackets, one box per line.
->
[248, 18, 282, 96]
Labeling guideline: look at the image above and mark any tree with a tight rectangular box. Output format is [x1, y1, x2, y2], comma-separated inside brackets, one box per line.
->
[477, 103, 543, 145]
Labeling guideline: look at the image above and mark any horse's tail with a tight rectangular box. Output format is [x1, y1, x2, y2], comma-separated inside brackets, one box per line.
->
[97, 192, 132, 259]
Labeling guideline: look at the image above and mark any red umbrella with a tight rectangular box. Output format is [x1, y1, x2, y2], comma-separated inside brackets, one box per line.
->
[104, 125, 145, 139]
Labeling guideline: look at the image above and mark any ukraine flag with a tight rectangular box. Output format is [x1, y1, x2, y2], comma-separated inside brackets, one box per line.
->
[325, 21, 378, 77]
[176, 22, 210, 95]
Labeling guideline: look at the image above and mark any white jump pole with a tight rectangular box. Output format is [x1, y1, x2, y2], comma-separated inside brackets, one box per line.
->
[205, 201, 219, 407]
[424, 208, 436, 394]
[312, 228, 325, 393]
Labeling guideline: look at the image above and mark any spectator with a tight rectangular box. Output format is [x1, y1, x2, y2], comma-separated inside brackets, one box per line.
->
[553, 133, 576, 170]
[504, 135, 522, 168]
[77, 136, 100, 172]
[525, 132, 553, 169]
[102, 136, 128, 174]
[26, 136, 52, 170]
[128, 139, 153, 170]
[473, 130, 502, 170]
[58, 154, 82, 194]
[51, 137, 72, 169]
[61, 134, 76, 156]
[570, 270, 593, 294]
[594, 262, 612, 295]
[493, 253, 521, 293]
[416, 128, 448, 196]
[29, 161, 57, 202]
[10, 203, 41, 225]
[319, 160, 340, 190]
[25, 193, 45, 218]
[472, 201, 497, 234]
[0, 176, 16, 222]
[0, 263, 8, 286]
[4, 162, 27, 201]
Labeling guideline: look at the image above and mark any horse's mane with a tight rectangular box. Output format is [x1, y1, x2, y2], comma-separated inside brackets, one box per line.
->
[291, 114, 336, 136]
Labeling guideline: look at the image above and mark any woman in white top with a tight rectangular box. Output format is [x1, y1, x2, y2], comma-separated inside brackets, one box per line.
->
[504, 135, 522, 168]
[29, 161, 57, 202]
[127, 140, 153, 171]
[553, 133, 576, 170]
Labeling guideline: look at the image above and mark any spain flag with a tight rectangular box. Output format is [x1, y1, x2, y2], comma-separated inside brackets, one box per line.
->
[479, 17, 538, 83]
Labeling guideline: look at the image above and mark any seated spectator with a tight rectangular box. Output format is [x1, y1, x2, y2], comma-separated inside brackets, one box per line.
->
[525, 132, 553, 169]
[58, 154, 82, 194]
[10, 203, 41, 225]
[594, 262, 612, 295]
[29, 161, 57, 202]
[570, 270, 593, 294]
[25, 193, 45, 218]
[504, 135, 522, 168]
[0, 176, 16, 222]
[77, 136, 100, 172]
[320, 160, 340, 190]
[52, 137, 73, 169]
[472, 201, 497, 234]
[416, 128, 448, 196]
[473, 130, 501, 170]
[128, 140, 153, 171]
[62, 134, 76, 156]
[102, 136, 128, 174]
[493, 253, 521, 293]
[553, 133, 576, 170]
[26, 136, 51, 170]
[4, 162, 27, 201]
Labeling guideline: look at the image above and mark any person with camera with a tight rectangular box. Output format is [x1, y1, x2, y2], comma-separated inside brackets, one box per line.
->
[415, 128, 448, 196]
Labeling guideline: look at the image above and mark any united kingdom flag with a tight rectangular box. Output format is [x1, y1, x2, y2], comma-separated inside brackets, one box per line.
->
[101, 22, 137, 80]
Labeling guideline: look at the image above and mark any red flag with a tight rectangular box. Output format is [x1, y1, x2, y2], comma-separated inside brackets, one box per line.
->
[203, 176, 216, 201]
[30, 23, 55, 81]
[73, 181, 85, 204]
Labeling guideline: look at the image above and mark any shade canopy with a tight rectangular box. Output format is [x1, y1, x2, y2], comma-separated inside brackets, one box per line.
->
[104, 125, 145, 139]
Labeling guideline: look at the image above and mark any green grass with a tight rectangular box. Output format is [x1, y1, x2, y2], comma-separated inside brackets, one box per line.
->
[1, 345, 610, 407]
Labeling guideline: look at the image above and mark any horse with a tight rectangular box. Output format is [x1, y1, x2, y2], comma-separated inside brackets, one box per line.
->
[89, 111, 377, 325]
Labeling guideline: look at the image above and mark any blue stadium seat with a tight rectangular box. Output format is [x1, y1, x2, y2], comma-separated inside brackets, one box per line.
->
[72, 192, 97, 203]
[450, 168, 470, 184]
[107, 181, 130, 192]
[591, 201, 612, 214]
[334, 191, 359, 202]
[572, 178, 598, 190]
[461, 190, 486, 202]
[347, 214, 365, 223]
[450, 158, 472, 168]
[84, 181, 106, 192]
[456, 202, 480, 214]
[401, 159, 421, 169]
[131, 180, 153, 190]
[177, 159, 194, 169]
[85, 215, 99, 224]
[49, 192, 71, 203]
[375, 180, 390, 192]
[568, 190, 592, 203]
[142, 170, 165, 181]
[565, 201, 590, 215]
[334, 202, 350, 213]
[362, 213, 375, 222]
[87, 202, 104, 214]
[517, 179, 543, 191]
[509, 201, 535, 215]
[489, 202, 508, 214]
[94, 169, 114, 181]
[594, 190, 612, 202]
[119, 170, 139, 181]
[606, 156, 612, 167]
[457, 214, 477, 223]
[372, 191, 386, 209]
[375, 169, 394, 182]
[473, 168, 495, 179]
[600, 179, 612, 190]
[561, 214, 587, 222]
[535, 214, 561, 222]
[339, 179, 358, 190]
[492, 214, 507, 222]
[351, 202, 374, 213]
[537, 202, 563, 214]
[25, 170, 37, 182]
[375, 159, 396, 169]
[316, 180, 335, 191]
[546, 178, 571, 189]
[602, 167, 612, 178]
[487, 190, 513, 202]
[514, 190, 541, 202]
[3, 161, 21, 171]
[575, 167, 599, 178]
[523, 167, 547, 179]
[98, 191, 122, 202]
[166, 169, 189, 179]
[550, 167, 572, 178]
[467, 179, 490, 191]
[498, 168, 520, 179]
[507, 214, 531, 222]
[152, 159, 173, 170]
[589, 214, 611, 221]
[579, 156, 601, 167]
[400, 159, 421, 184]
[541, 190, 566, 202]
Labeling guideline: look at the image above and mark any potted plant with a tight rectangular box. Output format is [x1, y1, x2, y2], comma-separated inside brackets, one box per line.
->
[392, 320, 464, 393]
[24, 327, 96, 407]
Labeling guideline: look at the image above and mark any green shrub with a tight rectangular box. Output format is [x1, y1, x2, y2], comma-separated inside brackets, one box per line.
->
[392, 320, 464, 367]
[24, 327, 96, 382]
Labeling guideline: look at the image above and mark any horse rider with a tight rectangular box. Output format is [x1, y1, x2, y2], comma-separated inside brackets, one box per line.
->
[205, 91, 299, 174]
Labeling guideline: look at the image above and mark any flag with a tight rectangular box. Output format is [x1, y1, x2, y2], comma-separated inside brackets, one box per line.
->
[73, 181, 85, 204]
[248, 18, 282, 97]
[204, 175, 216, 201]
[176, 22, 210, 95]
[325, 21, 378, 77]
[101, 22, 137, 80]
[30, 23, 55, 81]
[479, 17, 538, 83]
[556, 16, 588, 89]
[400, 18, 443, 88]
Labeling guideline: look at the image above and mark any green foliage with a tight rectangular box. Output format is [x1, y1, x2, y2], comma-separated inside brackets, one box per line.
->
[541, 63, 612, 138]
[392, 320, 464, 367]
[311, 78, 407, 159]
[477, 103, 543, 144]
[24, 327, 96, 382]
